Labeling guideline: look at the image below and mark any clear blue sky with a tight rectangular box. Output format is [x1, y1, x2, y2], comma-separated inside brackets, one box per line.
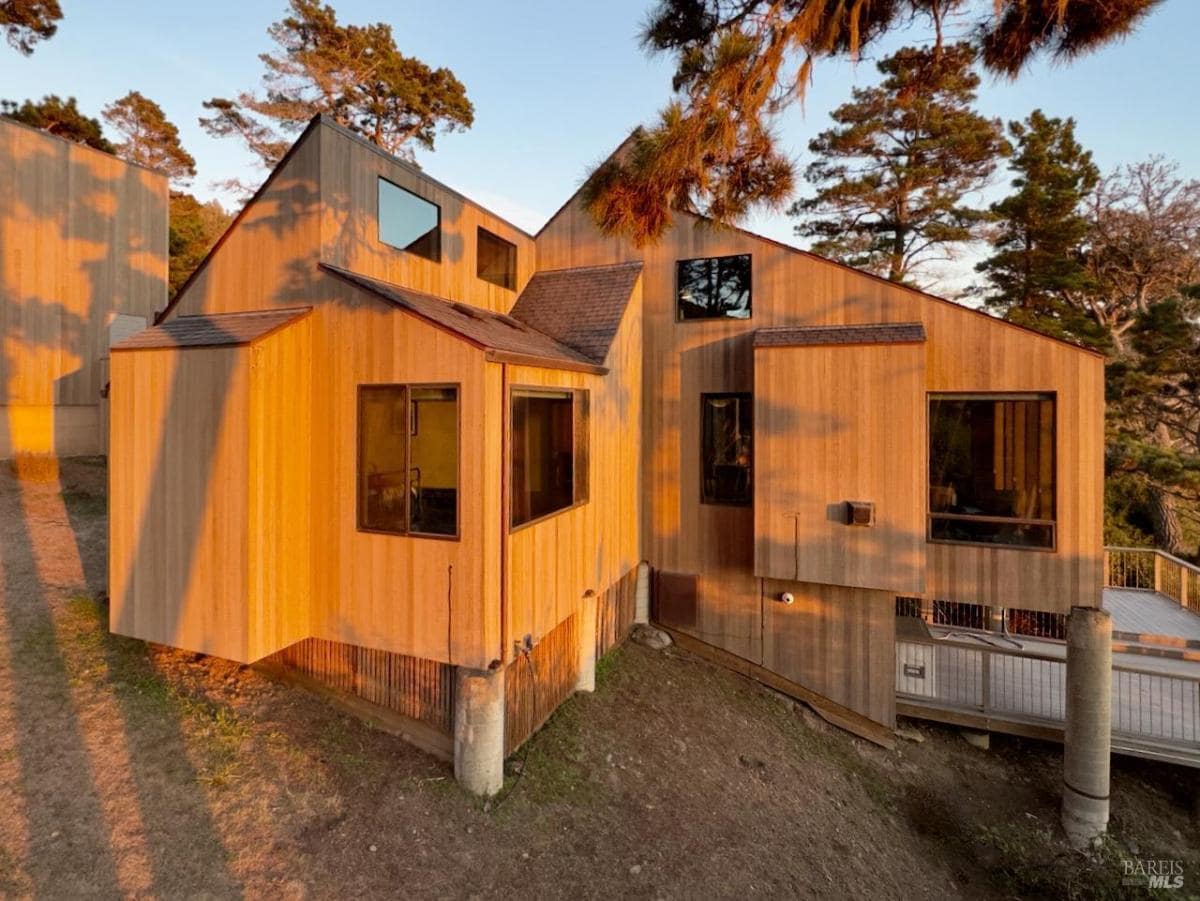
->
[2, 0, 1197, 290]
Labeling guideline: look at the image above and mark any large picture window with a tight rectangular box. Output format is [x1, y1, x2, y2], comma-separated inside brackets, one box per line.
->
[928, 394, 1056, 549]
[378, 178, 440, 261]
[511, 389, 589, 527]
[677, 254, 752, 320]
[701, 393, 752, 505]
[358, 385, 458, 537]
[477, 227, 517, 290]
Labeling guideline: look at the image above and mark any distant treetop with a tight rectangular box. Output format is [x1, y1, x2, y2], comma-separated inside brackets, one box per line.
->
[200, 0, 474, 188]
[104, 91, 198, 184]
[1, 94, 112, 152]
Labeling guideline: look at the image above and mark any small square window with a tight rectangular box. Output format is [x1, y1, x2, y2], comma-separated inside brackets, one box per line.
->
[378, 178, 440, 261]
[477, 227, 517, 290]
[677, 254, 752, 320]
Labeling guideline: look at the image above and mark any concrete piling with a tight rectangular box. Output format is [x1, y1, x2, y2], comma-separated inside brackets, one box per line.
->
[453, 666, 505, 796]
[575, 592, 599, 693]
[634, 560, 651, 624]
[1062, 605, 1112, 848]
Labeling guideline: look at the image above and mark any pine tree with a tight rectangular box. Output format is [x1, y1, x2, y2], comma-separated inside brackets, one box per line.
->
[585, 0, 1160, 245]
[103, 91, 197, 185]
[0, 95, 112, 151]
[1107, 293, 1200, 557]
[0, 0, 62, 54]
[790, 44, 1008, 286]
[977, 110, 1100, 342]
[168, 193, 231, 298]
[200, 0, 473, 177]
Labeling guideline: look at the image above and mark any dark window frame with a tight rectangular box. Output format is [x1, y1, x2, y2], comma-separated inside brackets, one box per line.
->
[508, 386, 590, 531]
[700, 391, 753, 507]
[377, 177, 442, 262]
[356, 382, 461, 541]
[675, 253, 753, 322]
[476, 226, 518, 290]
[927, 391, 1057, 552]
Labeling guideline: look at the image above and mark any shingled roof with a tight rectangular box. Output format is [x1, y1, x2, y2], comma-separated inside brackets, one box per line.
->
[321, 265, 607, 375]
[754, 322, 926, 348]
[112, 307, 311, 351]
[508, 262, 642, 364]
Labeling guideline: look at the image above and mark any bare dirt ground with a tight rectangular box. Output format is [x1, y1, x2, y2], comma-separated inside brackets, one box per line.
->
[0, 459, 1196, 900]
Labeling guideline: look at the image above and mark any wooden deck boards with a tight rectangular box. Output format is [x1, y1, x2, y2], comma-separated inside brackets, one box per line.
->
[1102, 588, 1200, 641]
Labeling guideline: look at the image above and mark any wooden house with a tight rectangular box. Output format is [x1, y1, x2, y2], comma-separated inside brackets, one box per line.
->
[108, 116, 1102, 792]
[0, 117, 168, 458]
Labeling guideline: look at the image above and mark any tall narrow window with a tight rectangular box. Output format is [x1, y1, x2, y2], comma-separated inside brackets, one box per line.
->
[677, 254, 752, 320]
[511, 389, 588, 527]
[477, 227, 517, 290]
[378, 178, 440, 261]
[928, 394, 1055, 549]
[701, 393, 752, 505]
[358, 384, 458, 537]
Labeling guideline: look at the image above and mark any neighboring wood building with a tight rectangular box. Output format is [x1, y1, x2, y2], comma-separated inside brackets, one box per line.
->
[0, 117, 168, 457]
[108, 116, 1103, 792]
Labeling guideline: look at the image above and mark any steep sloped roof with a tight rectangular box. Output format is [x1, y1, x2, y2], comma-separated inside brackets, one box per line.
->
[508, 262, 642, 364]
[754, 322, 926, 348]
[321, 265, 607, 375]
[112, 307, 311, 350]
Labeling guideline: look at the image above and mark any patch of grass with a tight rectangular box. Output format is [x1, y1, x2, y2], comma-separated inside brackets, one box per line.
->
[594, 645, 625, 688]
[318, 716, 373, 773]
[8, 453, 58, 483]
[16, 620, 58, 661]
[60, 488, 106, 517]
[980, 822, 1173, 900]
[503, 697, 599, 810]
[60, 593, 253, 787]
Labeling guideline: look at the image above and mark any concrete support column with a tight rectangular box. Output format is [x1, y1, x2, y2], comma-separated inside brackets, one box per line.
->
[453, 666, 505, 796]
[576, 592, 599, 693]
[1062, 605, 1112, 848]
[634, 560, 651, 625]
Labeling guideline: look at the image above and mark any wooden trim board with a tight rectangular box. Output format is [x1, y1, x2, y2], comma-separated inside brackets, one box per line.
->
[659, 624, 897, 750]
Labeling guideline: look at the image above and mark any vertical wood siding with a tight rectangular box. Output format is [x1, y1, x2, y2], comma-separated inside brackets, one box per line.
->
[595, 566, 638, 659]
[270, 637, 455, 733]
[504, 611, 579, 756]
[504, 569, 638, 756]
[536, 195, 1105, 728]
[0, 118, 167, 455]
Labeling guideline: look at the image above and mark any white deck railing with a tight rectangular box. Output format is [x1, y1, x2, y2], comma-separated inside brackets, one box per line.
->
[1105, 546, 1200, 617]
[897, 634, 1200, 761]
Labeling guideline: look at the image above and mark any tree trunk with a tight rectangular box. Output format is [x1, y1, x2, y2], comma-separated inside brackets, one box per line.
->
[1148, 484, 1187, 556]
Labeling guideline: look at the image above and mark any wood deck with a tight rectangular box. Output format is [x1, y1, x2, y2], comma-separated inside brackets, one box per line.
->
[897, 606, 1200, 768]
[1102, 588, 1200, 642]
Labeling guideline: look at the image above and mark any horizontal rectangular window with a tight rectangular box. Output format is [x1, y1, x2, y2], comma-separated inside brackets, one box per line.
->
[511, 388, 588, 528]
[358, 384, 458, 537]
[477, 227, 517, 290]
[677, 254, 751, 320]
[928, 394, 1055, 549]
[378, 178, 440, 261]
[701, 392, 752, 505]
